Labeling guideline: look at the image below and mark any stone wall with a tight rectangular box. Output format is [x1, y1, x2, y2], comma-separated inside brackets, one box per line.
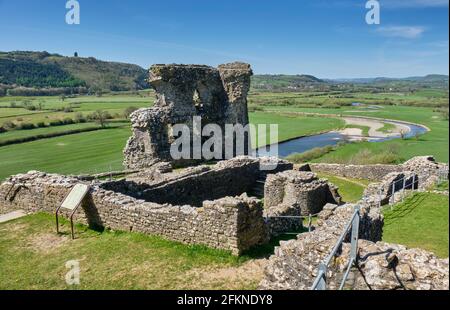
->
[123, 62, 253, 169]
[310, 156, 448, 184]
[264, 171, 341, 216]
[310, 163, 402, 181]
[129, 157, 260, 207]
[0, 171, 267, 255]
[101, 157, 292, 207]
[363, 171, 419, 206]
[259, 202, 449, 290]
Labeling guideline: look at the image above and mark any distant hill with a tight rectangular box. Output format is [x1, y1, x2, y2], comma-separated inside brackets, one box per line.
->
[252, 74, 326, 91]
[329, 75, 449, 88]
[0, 51, 149, 95]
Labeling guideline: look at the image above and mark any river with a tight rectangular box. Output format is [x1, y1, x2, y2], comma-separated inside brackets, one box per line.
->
[256, 120, 428, 158]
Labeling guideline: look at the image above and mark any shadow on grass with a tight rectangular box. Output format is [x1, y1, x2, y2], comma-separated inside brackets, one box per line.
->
[383, 193, 426, 226]
[241, 227, 309, 259]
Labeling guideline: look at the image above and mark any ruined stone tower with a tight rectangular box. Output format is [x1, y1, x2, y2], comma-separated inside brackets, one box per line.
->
[123, 62, 253, 169]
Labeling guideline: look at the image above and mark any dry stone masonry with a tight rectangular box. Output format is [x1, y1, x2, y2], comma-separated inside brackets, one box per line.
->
[264, 170, 341, 216]
[0, 161, 269, 255]
[0, 56, 448, 294]
[0, 157, 297, 255]
[259, 156, 449, 290]
[123, 62, 253, 169]
[259, 202, 448, 290]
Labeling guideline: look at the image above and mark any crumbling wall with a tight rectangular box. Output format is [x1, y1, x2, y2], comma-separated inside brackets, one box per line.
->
[264, 171, 341, 216]
[0, 171, 267, 255]
[259, 203, 448, 290]
[124, 62, 253, 169]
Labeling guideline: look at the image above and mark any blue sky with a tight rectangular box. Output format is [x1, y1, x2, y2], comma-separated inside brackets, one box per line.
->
[0, 0, 448, 78]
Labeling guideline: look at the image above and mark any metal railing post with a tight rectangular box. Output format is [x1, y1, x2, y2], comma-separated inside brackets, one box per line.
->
[391, 181, 396, 207]
[317, 263, 327, 290]
[402, 177, 406, 202]
[308, 214, 312, 233]
[378, 188, 382, 208]
[412, 174, 416, 190]
[350, 205, 360, 261]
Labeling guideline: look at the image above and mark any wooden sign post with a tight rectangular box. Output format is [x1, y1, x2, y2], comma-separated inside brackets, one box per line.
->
[55, 184, 90, 239]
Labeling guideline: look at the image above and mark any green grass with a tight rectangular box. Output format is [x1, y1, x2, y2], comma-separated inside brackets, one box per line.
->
[436, 181, 449, 192]
[249, 112, 344, 147]
[0, 122, 127, 145]
[383, 192, 449, 258]
[0, 109, 344, 180]
[323, 144, 404, 165]
[286, 145, 335, 163]
[0, 94, 153, 127]
[317, 173, 369, 203]
[0, 213, 263, 290]
[379, 122, 396, 134]
[0, 126, 131, 180]
[344, 124, 370, 136]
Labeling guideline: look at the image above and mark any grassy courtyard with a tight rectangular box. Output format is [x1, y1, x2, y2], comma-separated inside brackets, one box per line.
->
[316, 173, 370, 203]
[0, 213, 266, 290]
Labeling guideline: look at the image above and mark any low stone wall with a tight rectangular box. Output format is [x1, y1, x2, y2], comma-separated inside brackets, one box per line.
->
[310, 156, 449, 184]
[310, 163, 401, 181]
[0, 171, 267, 255]
[363, 171, 419, 206]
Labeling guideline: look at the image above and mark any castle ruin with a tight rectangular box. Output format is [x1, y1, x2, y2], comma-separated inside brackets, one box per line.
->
[123, 62, 253, 169]
[0, 61, 448, 289]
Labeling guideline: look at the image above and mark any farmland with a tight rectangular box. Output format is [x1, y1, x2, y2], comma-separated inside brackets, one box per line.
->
[0, 88, 448, 180]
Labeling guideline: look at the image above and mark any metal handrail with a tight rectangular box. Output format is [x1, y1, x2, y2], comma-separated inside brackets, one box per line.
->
[311, 205, 360, 290]
[376, 174, 419, 208]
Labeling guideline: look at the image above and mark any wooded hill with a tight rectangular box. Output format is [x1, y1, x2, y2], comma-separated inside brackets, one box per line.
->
[0, 51, 149, 95]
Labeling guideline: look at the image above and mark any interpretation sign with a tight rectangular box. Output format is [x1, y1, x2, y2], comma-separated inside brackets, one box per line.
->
[61, 184, 90, 210]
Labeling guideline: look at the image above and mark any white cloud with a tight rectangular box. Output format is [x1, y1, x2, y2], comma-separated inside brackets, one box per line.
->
[381, 0, 449, 8]
[375, 26, 426, 39]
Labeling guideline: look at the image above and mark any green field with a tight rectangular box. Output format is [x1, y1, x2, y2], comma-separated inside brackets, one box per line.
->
[0, 92, 448, 180]
[249, 87, 448, 108]
[0, 94, 344, 179]
[0, 113, 343, 180]
[0, 122, 128, 145]
[383, 192, 449, 258]
[0, 94, 153, 127]
[0, 126, 130, 179]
